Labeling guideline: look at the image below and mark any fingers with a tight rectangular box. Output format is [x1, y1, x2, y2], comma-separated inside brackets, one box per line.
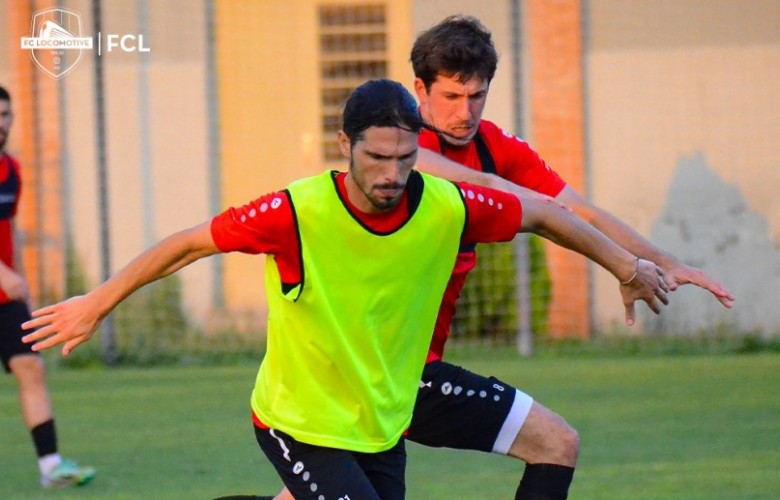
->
[645, 296, 661, 315]
[62, 337, 86, 357]
[21, 310, 71, 352]
[655, 287, 669, 306]
[663, 266, 735, 308]
[21, 313, 54, 332]
[705, 281, 735, 308]
[624, 303, 636, 327]
[715, 294, 735, 309]
[29, 304, 59, 318]
[21, 322, 55, 344]
[665, 276, 679, 292]
[656, 267, 669, 293]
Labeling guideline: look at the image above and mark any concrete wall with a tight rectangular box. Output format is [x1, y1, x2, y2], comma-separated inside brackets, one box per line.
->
[587, 0, 780, 333]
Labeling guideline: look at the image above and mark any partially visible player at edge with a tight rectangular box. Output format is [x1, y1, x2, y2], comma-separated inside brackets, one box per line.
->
[0, 85, 96, 489]
[264, 14, 735, 500]
[23, 79, 668, 499]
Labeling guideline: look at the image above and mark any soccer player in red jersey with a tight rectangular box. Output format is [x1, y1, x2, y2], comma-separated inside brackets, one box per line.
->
[405, 16, 734, 499]
[0, 86, 95, 488]
[23, 80, 666, 499]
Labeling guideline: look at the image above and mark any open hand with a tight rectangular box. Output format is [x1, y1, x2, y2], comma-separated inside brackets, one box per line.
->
[21, 295, 101, 356]
[620, 259, 669, 326]
[662, 262, 735, 308]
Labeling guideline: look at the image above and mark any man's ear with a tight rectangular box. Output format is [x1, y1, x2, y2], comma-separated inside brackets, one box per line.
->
[337, 130, 351, 159]
[413, 78, 428, 103]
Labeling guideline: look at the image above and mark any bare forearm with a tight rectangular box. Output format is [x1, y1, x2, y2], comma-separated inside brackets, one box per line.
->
[589, 206, 675, 266]
[87, 223, 218, 319]
[561, 187, 676, 268]
[416, 148, 505, 189]
[528, 202, 637, 282]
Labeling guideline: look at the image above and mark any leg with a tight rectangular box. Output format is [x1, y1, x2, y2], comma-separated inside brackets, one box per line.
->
[355, 438, 406, 500]
[255, 425, 390, 500]
[407, 360, 577, 499]
[508, 401, 579, 466]
[9, 353, 53, 430]
[1, 301, 95, 488]
[509, 402, 578, 500]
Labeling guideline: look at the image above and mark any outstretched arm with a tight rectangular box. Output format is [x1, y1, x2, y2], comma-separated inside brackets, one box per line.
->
[557, 186, 734, 308]
[518, 196, 669, 326]
[419, 146, 733, 309]
[416, 148, 570, 211]
[21, 222, 219, 356]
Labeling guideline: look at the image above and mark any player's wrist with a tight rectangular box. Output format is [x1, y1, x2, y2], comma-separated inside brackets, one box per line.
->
[619, 256, 640, 286]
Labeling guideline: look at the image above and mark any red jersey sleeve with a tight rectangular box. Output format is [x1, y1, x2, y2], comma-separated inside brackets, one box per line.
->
[478, 121, 567, 197]
[456, 182, 523, 245]
[210, 190, 302, 284]
[210, 191, 296, 254]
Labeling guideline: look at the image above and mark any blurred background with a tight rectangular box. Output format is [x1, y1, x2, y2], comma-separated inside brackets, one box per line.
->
[1, 0, 779, 364]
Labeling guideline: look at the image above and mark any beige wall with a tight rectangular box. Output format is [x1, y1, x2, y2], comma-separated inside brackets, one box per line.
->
[587, 0, 780, 332]
[217, 0, 416, 321]
[6, 0, 214, 321]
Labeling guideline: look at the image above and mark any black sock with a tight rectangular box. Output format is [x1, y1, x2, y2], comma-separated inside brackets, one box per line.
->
[31, 419, 58, 457]
[515, 463, 575, 500]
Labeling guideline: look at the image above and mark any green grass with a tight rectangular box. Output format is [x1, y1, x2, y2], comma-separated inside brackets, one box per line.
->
[2, 350, 779, 499]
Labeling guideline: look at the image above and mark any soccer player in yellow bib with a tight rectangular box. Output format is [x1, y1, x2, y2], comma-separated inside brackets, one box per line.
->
[22, 79, 667, 499]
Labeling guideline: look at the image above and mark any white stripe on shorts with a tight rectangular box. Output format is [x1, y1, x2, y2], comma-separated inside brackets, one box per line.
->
[492, 389, 533, 455]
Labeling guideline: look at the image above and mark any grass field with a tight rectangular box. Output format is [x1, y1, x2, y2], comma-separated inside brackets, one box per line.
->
[1, 349, 778, 499]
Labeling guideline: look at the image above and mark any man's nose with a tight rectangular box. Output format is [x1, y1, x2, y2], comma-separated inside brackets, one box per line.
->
[383, 161, 402, 184]
[455, 99, 471, 121]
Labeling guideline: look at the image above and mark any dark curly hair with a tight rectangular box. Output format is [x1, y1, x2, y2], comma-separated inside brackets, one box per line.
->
[410, 15, 498, 91]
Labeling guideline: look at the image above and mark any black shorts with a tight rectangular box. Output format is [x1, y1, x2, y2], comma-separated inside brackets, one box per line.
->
[0, 301, 36, 373]
[255, 425, 406, 500]
[406, 360, 534, 454]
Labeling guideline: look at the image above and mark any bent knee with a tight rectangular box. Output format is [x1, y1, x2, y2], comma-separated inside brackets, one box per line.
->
[509, 402, 580, 466]
[557, 423, 580, 464]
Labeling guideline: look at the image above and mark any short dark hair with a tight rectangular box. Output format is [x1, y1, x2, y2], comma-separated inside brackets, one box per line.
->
[411, 15, 498, 91]
[342, 79, 425, 145]
[0, 86, 10, 102]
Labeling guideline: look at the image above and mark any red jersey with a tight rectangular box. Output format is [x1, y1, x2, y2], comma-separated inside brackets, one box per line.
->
[419, 120, 567, 361]
[211, 171, 523, 301]
[0, 153, 21, 305]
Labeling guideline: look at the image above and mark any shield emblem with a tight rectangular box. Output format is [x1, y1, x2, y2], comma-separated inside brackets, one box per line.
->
[26, 8, 89, 79]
